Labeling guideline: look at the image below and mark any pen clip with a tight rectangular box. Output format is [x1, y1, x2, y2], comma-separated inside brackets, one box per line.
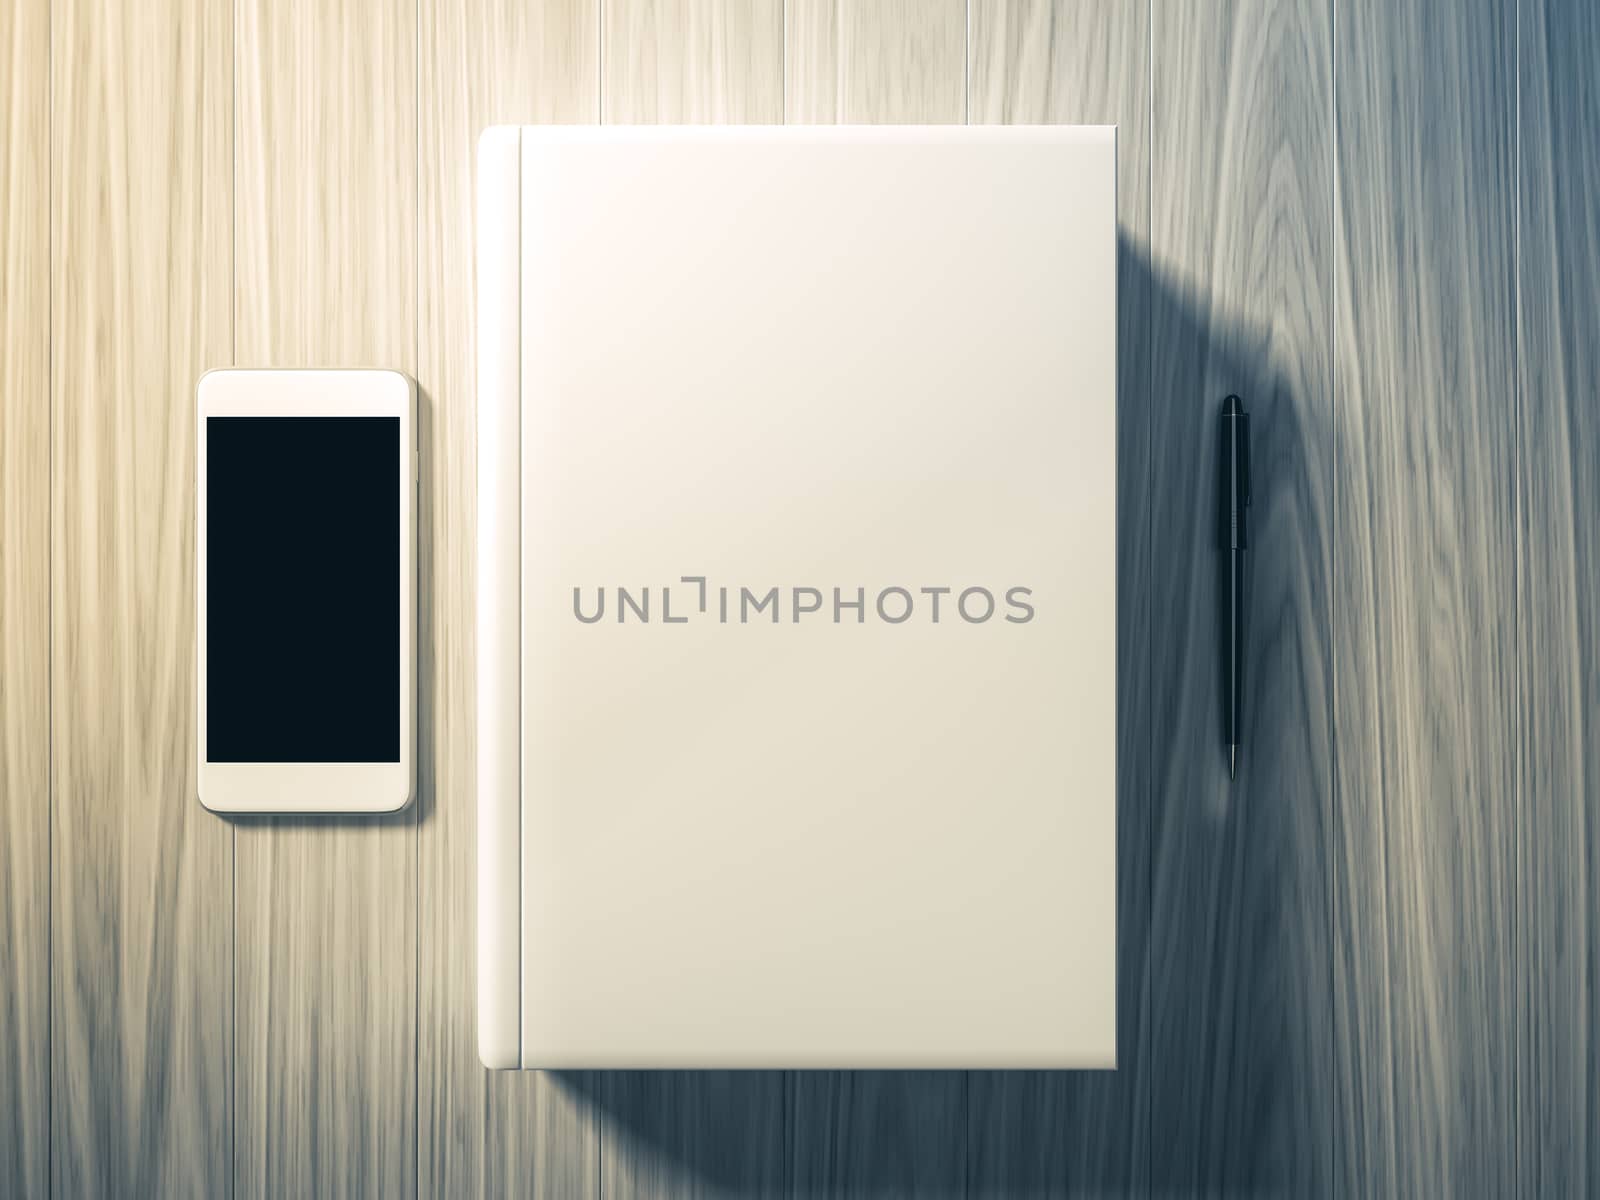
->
[1241, 412, 1251, 507]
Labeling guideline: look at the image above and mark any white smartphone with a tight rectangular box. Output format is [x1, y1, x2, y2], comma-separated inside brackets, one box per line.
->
[197, 368, 416, 813]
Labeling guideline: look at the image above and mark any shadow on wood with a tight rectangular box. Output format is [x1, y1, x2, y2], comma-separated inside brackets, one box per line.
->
[559, 1070, 786, 1196]
[547, 233, 1335, 1197]
[1135, 229, 1335, 1198]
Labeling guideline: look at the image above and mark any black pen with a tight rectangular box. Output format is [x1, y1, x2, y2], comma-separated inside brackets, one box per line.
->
[1220, 395, 1251, 779]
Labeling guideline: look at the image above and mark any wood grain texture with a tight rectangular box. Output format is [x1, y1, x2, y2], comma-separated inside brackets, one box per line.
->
[781, 6, 969, 1194]
[603, 0, 782, 122]
[785, 0, 965, 123]
[1517, 2, 1600, 1194]
[9, 4, 1589, 1196]
[1331, 1, 1521, 1195]
[594, 1072, 786, 1198]
[966, 2, 1150, 1192]
[0, 0, 49, 1194]
[1147, 1, 1335, 1195]
[416, 0, 599, 1195]
[233, 0, 416, 1194]
[791, 1072, 964, 1199]
[595, 4, 788, 1196]
[49, 0, 234, 1194]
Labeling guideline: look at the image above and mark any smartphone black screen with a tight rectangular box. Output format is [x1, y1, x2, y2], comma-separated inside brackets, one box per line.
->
[207, 416, 400, 762]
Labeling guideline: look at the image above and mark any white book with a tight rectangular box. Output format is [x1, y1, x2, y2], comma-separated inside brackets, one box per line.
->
[477, 125, 1117, 1069]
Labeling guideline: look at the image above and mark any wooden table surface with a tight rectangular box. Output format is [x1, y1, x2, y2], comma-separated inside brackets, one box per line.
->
[2, 1, 1596, 1196]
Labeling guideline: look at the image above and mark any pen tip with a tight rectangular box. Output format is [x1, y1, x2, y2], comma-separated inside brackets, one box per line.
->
[1229, 745, 1236, 780]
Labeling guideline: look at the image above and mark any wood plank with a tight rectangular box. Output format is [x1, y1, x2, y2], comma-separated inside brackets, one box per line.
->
[785, 0, 965, 123]
[0, 0, 49, 1193]
[49, 0, 234, 1194]
[965, 3, 1150, 1194]
[1331, 1, 1520, 1195]
[416, 0, 600, 1195]
[781, 6, 968, 1195]
[967, 2, 1150, 1190]
[1145, 1, 1335, 1194]
[591, 5, 787, 1195]
[594, 1072, 786, 1198]
[1517, 2, 1600, 1194]
[593, 4, 788, 1196]
[603, 0, 782, 122]
[791, 1072, 963, 1199]
[232, 0, 415, 1193]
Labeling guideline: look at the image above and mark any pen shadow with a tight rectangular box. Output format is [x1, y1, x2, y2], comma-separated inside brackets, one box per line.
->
[544, 233, 1337, 1196]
